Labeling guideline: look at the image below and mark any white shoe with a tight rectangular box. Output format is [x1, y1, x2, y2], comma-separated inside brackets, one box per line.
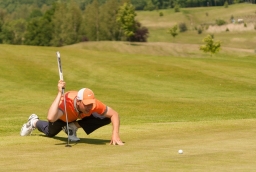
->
[62, 122, 80, 142]
[20, 114, 39, 136]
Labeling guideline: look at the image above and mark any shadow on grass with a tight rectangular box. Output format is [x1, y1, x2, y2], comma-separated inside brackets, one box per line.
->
[39, 135, 110, 146]
[125, 42, 143, 46]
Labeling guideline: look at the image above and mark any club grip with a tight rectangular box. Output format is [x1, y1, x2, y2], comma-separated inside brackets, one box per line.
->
[57, 51, 64, 80]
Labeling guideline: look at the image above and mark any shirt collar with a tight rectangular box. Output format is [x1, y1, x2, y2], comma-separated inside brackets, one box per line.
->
[74, 97, 79, 113]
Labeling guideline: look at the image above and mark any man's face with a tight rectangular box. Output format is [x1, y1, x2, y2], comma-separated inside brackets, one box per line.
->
[77, 101, 93, 114]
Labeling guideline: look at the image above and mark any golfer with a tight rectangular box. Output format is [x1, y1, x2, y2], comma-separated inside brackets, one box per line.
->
[20, 80, 124, 145]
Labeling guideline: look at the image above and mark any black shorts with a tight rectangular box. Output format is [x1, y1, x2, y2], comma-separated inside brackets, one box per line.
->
[36, 115, 111, 137]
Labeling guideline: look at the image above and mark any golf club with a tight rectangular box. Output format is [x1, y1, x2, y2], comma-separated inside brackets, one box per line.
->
[56, 51, 71, 147]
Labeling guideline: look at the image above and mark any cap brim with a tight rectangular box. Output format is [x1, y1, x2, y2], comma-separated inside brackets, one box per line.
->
[82, 99, 96, 108]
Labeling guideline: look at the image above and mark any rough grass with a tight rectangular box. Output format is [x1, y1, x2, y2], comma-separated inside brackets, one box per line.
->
[136, 3, 256, 49]
[137, 3, 256, 29]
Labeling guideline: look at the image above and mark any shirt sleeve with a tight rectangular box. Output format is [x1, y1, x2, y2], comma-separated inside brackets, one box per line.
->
[93, 99, 107, 115]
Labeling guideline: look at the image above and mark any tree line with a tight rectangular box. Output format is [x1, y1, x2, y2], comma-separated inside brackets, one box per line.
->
[0, 0, 254, 12]
[0, 0, 254, 46]
[0, 0, 149, 46]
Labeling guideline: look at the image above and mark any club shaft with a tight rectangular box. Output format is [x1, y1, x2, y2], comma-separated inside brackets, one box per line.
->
[56, 51, 70, 146]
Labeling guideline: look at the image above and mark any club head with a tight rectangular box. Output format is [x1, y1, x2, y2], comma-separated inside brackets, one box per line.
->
[65, 144, 72, 147]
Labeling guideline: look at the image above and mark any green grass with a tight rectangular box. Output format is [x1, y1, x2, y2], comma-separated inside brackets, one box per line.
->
[1, 4, 256, 171]
[2, 120, 256, 171]
[0, 41, 256, 171]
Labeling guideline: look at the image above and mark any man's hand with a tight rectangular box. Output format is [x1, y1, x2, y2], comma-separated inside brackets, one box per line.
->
[104, 107, 124, 146]
[47, 80, 65, 122]
[58, 80, 65, 93]
[110, 133, 124, 145]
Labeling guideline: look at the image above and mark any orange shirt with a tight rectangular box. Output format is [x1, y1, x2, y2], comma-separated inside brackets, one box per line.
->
[58, 91, 107, 122]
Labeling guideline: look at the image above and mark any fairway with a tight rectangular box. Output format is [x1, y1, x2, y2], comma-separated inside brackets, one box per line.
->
[0, 40, 256, 171]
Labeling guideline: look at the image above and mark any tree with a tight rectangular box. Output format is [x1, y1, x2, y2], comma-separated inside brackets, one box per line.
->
[144, 0, 155, 10]
[28, 9, 43, 20]
[51, 1, 82, 46]
[0, 19, 26, 44]
[224, 1, 228, 7]
[174, 3, 180, 12]
[66, 0, 83, 44]
[178, 22, 187, 32]
[50, 3, 67, 46]
[99, 0, 121, 41]
[116, 2, 136, 42]
[24, 17, 52, 46]
[83, 0, 100, 41]
[130, 21, 149, 42]
[131, 0, 147, 10]
[200, 34, 221, 56]
[0, 22, 14, 44]
[0, 9, 6, 43]
[10, 19, 26, 44]
[167, 24, 178, 38]
[0, 22, 2, 43]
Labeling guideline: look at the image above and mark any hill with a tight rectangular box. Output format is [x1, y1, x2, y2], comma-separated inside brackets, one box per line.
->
[136, 3, 256, 49]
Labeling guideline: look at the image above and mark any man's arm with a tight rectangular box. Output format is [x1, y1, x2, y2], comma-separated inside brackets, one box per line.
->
[104, 107, 124, 145]
[47, 80, 65, 122]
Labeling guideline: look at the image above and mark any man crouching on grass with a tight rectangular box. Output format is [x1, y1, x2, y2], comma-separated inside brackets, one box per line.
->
[20, 80, 124, 146]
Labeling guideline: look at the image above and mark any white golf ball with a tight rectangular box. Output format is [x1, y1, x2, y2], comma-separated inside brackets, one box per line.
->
[178, 149, 183, 154]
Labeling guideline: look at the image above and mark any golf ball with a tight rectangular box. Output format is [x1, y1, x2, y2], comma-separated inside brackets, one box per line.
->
[178, 149, 183, 154]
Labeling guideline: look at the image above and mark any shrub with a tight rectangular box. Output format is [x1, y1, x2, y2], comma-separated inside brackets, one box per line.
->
[179, 22, 187, 32]
[159, 12, 163, 16]
[167, 25, 178, 38]
[130, 21, 149, 42]
[144, 2, 155, 11]
[244, 23, 247, 27]
[197, 27, 203, 34]
[230, 15, 235, 23]
[81, 36, 89, 42]
[174, 4, 180, 12]
[226, 28, 229, 32]
[224, 1, 228, 8]
[216, 19, 226, 26]
[200, 34, 221, 56]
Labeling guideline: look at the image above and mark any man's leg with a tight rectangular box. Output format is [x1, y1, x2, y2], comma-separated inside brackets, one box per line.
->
[36, 119, 66, 137]
[77, 115, 111, 135]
